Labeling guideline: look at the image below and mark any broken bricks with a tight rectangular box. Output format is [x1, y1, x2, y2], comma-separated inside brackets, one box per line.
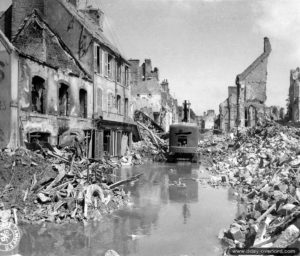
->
[209, 121, 300, 253]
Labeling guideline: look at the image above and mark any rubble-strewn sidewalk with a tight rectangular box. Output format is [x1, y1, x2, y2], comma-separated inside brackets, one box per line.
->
[202, 121, 300, 253]
[0, 147, 135, 225]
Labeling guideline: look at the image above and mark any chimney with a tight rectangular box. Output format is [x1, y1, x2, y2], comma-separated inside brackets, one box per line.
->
[80, 7, 104, 31]
[263, 37, 271, 54]
[128, 59, 141, 85]
[143, 59, 152, 80]
[12, 0, 45, 38]
[69, 0, 104, 31]
[161, 79, 169, 93]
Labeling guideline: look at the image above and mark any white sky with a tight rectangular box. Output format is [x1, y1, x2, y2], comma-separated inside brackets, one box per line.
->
[1, 0, 299, 115]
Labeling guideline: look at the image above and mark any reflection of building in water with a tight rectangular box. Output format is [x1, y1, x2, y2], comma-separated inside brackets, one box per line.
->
[182, 203, 191, 224]
[160, 174, 170, 204]
[168, 178, 198, 203]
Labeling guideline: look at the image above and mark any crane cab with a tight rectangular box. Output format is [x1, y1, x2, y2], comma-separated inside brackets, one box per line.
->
[168, 123, 199, 162]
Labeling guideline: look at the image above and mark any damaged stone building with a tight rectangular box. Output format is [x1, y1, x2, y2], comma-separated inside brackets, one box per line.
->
[288, 67, 300, 122]
[219, 37, 272, 132]
[201, 110, 216, 130]
[129, 59, 178, 131]
[265, 105, 285, 121]
[0, 0, 135, 158]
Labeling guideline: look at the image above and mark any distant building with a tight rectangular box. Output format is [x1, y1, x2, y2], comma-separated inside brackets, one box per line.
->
[219, 37, 272, 132]
[129, 59, 178, 131]
[202, 110, 216, 130]
[265, 106, 284, 121]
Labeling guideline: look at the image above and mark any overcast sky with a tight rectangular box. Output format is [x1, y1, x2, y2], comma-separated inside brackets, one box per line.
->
[1, 0, 299, 115]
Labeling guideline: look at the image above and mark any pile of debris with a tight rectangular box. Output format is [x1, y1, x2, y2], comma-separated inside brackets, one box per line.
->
[204, 121, 300, 252]
[198, 134, 233, 167]
[0, 146, 140, 225]
[133, 121, 168, 162]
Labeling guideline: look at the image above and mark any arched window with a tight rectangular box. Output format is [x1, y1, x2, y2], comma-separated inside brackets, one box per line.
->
[59, 83, 70, 116]
[31, 76, 45, 113]
[79, 89, 87, 118]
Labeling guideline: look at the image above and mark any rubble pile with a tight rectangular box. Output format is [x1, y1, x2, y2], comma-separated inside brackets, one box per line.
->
[133, 121, 168, 162]
[0, 147, 135, 225]
[198, 134, 232, 167]
[207, 121, 300, 252]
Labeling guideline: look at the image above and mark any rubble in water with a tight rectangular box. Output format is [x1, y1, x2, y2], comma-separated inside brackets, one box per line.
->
[131, 121, 168, 163]
[202, 121, 300, 253]
[0, 146, 140, 225]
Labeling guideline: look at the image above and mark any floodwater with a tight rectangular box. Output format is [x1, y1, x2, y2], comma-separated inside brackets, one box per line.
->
[15, 162, 238, 256]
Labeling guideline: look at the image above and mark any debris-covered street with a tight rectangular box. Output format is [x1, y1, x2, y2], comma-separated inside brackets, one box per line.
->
[2, 120, 300, 255]
[0, 0, 299, 255]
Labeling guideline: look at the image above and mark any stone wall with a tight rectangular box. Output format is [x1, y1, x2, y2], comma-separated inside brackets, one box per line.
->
[289, 68, 300, 122]
[19, 57, 93, 144]
[236, 37, 271, 128]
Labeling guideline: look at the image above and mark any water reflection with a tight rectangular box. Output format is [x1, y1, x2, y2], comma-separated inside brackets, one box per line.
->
[17, 162, 236, 256]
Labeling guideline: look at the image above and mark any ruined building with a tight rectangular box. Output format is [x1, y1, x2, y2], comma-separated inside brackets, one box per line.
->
[265, 106, 285, 121]
[219, 37, 272, 132]
[129, 59, 178, 131]
[202, 110, 216, 130]
[0, 0, 135, 157]
[288, 68, 300, 122]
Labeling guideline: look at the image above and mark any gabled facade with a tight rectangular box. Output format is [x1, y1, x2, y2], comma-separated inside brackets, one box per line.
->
[219, 37, 272, 132]
[0, 0, 135, 158]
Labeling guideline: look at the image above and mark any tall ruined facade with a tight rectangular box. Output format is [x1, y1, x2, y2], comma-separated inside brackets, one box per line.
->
[0, 0, 135, 158]
[129, 59, 178, 132]
[219, 37, 271, 132]
[288, 68, 300, 122]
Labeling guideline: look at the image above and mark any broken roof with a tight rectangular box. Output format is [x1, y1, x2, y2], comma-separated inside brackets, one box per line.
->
[58, 0, 128, 63]
[12, 10, 91, 79]
[236, 37, 271, 83]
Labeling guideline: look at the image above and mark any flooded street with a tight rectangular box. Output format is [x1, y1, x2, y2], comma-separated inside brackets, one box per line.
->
[17, 162, 237, 256]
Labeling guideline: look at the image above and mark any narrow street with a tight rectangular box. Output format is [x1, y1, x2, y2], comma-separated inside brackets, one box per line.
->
[17, 162, 237, 256]
[0, 0, 299, 255]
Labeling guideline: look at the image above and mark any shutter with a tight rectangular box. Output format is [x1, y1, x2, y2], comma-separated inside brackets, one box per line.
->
[97, 88, 102, 113]
[112, 58, 116, 80]
[104, 52, 108, 76]
[94, 44, 98, 73]
[99, 48, 103, 75]
[117, 132, 122, 157]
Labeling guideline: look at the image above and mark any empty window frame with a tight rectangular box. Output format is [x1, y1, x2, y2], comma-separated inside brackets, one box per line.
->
[108, 54, 114, 79]
[94, 44, 102, 74]
[124, 98, 129, 116]
[31, 76, 45, 113]
[125, 66, 129, 86]
[117, 61, 122, 83]
[79, 88, 87, 118]
[117, 95, 121, 114]
[177, 136, 188, 146]
[59, 83, 70, 116]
